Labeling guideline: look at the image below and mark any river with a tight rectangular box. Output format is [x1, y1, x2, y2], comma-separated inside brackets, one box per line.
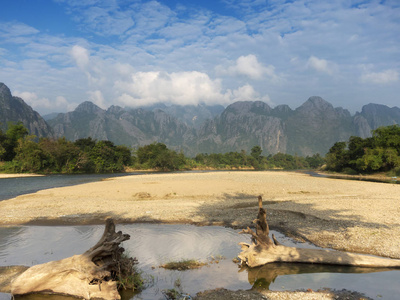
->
[0, 173, 140, 201]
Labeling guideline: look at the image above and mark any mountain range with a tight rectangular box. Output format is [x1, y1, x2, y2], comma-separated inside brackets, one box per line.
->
[1, 82, 400, 156]
[0, 83, 53, 138]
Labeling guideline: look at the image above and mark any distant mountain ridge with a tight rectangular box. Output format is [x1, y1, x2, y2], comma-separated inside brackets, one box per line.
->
[1, 82, 400, 156]
[0, 83, 53, 137]
[48, 101, 197, 153]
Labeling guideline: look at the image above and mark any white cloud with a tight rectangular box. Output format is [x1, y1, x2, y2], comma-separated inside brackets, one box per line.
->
[2, 0, 400, 114]
[115, 71, 229, 107]
[55, 96, 68, 107]
[230, 84, 271, 103]
[114, 70, 271, 107]
[14, 91, 76, 112]
[217, 54, 279, 81]
[235, 55, 266, 79]
[307, 56, 337, 75]
[87, 90, 106, 108]
[232, 84, 256, 100]
[70, 45, 108, 87]
[14, 91, 43, 105]
[360, 69, 399, 85]
[0, 22, 39, 39]
[71, 45, 89, 70]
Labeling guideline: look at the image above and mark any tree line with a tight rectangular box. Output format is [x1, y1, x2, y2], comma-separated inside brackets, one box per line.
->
[325, 124, 400, 175]
[2, 122, 399, 175]
[0, 122, 132, 173]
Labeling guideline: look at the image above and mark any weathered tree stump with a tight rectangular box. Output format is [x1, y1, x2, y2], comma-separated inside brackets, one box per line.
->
[11, 218, 137, 300]
[239, 196, 400, 268]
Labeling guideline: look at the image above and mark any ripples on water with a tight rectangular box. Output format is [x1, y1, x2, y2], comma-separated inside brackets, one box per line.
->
[0, 224, 399, 300]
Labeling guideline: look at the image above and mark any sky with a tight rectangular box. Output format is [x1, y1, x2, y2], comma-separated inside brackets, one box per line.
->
[0, 0, 399, 115]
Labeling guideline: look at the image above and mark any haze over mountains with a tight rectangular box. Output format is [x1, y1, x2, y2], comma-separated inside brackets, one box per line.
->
[1, 82, 400, 156]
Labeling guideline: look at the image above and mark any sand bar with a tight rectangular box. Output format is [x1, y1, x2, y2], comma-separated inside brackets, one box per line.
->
[0, 173, 44, 178]
[0, 170, 399, 259]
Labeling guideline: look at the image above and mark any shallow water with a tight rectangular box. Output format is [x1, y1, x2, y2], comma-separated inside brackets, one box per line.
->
[0, 224, 399, 300]
[0, 173, 141, 201]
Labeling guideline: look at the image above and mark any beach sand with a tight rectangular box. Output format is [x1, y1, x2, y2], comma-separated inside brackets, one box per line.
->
[0, 173, 44, 178]
[1, 171, 399, 299]
[1, 170, 399, 259]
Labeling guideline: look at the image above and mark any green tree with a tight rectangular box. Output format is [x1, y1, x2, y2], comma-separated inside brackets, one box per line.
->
[355, 148, 384, 172]
[325, 125, 400, 174]
[325, 141, 347, 171]
[250, 146, 262, 161]
[373, 125, 400, 154]
[0, 128, 6, 159]
[250, 145, 263, 169]
[305, 153, 325, 169]
[269, 152, 299, 169]
[2, 122, 29, 161]
[74, 137, 96, 152]
[90, 140, 124, 173]
[13, 136, 46, 173]
[39, 138, 81, 173]
[136, 142, 185, 171]
[115, 145, 132, 166]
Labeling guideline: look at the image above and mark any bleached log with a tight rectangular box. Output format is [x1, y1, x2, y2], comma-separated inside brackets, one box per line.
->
[11, 219, 135, 300]
[239, 196, 400, 268]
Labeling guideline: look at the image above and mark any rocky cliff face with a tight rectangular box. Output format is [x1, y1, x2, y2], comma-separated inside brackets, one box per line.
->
[0, 83, 53, 137]
[45, 96, 400, 156]
[196, 101, 287, 155]
[140, 103, 224, 129]
[284, 96, 354, 155]
[48, 101, 196, 153]
[354, 103, 400, 138]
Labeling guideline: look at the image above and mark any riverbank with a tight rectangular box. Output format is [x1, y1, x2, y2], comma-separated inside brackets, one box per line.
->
[0, 173, 44, 178]
[1, 170, 399, 259]
[1, 171, 399, 299]
[318, 170, 399, 183]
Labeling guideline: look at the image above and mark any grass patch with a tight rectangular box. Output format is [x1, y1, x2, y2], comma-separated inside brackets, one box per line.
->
[160, 256, 225, 271]
[115, 253, 146, 291]
[160, 259, 207, 271]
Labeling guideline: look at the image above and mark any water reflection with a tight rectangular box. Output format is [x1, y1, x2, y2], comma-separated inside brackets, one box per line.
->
[0, 224, 399, 300]
[246, 263, 395, 289]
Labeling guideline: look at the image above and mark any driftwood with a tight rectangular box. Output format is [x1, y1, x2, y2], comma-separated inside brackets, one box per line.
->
[11, 218, 136, 300]
[239, 196, 400, 268]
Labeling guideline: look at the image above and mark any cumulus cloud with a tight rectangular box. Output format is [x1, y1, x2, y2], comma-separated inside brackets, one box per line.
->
[235, 55, 266, 79]
[71, 45, 89, 70]
[70, 45, 107, 87]
[87, 90, 106, 108]
[217, 54, 279, 81]
[229, 84, 271, 103]
[114, 70, 271, 107]
[360, 69, 399, 85]
[307, 56, 337, 75]
[115, 71, 230, 107]
[14, 91, 76, 112]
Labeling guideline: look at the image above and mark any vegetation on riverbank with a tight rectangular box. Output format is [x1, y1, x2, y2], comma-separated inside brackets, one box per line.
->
[0, 122, 325, 174]
[325, 125, 400, 176]
[2, 122, 399, 176]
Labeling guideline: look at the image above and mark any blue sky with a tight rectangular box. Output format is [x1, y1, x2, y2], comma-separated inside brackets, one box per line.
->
[0, 0, 399, 115]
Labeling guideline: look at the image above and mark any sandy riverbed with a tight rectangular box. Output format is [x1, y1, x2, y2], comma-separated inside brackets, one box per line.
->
[1, 170, 399, 260]
[1, 170, 399, 299]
